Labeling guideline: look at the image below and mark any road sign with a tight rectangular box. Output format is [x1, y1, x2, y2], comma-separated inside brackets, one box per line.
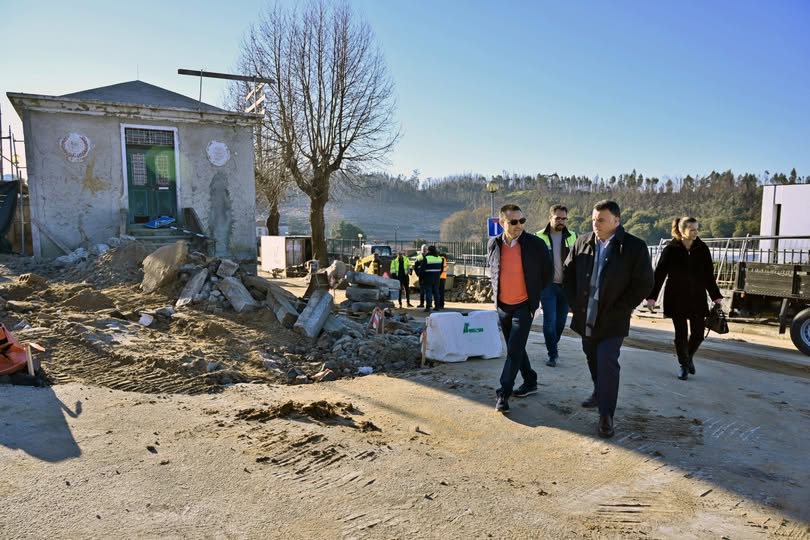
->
[488, 217, 503, 237]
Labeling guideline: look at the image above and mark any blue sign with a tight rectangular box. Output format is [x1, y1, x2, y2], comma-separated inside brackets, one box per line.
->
[487, 217, 503, 237]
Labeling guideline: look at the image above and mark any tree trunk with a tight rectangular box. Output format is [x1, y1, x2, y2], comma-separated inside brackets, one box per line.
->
[266, 202, 280, 236]
[309, 188, 329, 266]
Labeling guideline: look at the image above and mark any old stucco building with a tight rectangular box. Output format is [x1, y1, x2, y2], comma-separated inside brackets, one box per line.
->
[7, 80, 258, 260]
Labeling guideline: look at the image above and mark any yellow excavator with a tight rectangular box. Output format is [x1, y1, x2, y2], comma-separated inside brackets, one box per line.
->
[354, 244, 394, 275]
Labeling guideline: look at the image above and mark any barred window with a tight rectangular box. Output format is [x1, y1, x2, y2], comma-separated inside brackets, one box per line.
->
[125, 128, 174, 147]
[155, 154, 171, 186]
[131, 153, 147, 186]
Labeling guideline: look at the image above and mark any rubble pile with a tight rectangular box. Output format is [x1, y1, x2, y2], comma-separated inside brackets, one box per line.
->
[258, 321, 422, 385]
[444, 276, 492, 304]
[0, 240, 426, 392]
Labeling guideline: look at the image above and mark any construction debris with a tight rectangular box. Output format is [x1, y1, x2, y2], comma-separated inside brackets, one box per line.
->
[0, 237, 425, 392]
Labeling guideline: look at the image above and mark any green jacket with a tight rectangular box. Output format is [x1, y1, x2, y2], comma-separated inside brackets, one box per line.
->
[536, 224, 577, 266]
[390, 255, 411, 278]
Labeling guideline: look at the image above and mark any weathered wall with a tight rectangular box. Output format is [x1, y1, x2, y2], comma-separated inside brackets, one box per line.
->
[23, 110, 123, 257]
[19, 104, 255, 260]
[175, 123, 256, 260]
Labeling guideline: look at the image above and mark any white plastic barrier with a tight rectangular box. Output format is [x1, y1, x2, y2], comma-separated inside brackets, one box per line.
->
[424, 311, 502, 362]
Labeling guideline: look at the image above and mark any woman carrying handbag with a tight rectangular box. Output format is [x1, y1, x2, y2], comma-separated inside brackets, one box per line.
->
[646, 217, 723, 380]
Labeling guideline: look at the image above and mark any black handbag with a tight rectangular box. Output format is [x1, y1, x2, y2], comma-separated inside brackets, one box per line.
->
[705, 303, 729, 336]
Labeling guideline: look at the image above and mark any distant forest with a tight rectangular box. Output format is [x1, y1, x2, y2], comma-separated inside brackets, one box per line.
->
[349, 168, 806, 245]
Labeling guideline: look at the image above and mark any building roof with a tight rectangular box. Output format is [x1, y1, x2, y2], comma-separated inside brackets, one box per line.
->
[60, 80, 226, 113]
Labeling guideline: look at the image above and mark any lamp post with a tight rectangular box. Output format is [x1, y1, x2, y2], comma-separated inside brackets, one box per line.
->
[358, 233, 363, 251]
[394, 225, 399, 247]
[486, 180, 499, 217]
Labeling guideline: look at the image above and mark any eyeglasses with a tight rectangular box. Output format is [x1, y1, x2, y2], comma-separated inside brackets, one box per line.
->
[506, 218, 526, 225]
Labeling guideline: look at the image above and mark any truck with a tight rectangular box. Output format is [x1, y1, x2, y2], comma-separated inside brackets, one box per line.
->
[730, 235, 810, 355]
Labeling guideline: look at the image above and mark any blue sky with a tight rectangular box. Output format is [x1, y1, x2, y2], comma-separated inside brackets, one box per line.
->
[1, 0, 808, 182]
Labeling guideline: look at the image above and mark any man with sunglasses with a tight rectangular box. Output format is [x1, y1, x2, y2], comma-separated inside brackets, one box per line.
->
[488, 204, 552, 413]
[563, 200, 653, 438]
[536, 204, 577, 367]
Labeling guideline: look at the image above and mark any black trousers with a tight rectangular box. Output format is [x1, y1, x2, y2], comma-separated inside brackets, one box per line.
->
[672, 315, 705, 353]
[397, 276, 410, 304]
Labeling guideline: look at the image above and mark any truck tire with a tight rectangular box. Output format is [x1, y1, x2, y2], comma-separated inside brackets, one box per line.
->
[790, 308, 810, 356]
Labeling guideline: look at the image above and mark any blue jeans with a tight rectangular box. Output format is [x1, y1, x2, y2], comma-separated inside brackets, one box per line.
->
[581, 336, 624, 417]
[540, 283, 569, 359]
[497, 302, 537, 398]
[424, 282, 439, 309]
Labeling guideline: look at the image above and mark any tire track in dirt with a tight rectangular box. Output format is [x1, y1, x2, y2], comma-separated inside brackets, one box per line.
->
[42, 336, 219, 395]
[232, 412, 417, 538]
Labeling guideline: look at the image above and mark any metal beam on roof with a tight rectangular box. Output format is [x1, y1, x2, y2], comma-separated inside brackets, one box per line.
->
[177, 69, 274, 84]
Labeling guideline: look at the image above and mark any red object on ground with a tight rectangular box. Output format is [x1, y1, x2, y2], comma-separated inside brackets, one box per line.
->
[0, 322, 28, 376]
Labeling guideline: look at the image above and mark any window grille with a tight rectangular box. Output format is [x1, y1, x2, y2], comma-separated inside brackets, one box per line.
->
[131, 153, 147, 186]
[125, 128, 174, 147]
[155, 154, 171, 185]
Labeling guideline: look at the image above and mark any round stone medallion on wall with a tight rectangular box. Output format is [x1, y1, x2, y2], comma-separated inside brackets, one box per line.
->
[206, 140, 230, 167]
[60, 132, 91, 162]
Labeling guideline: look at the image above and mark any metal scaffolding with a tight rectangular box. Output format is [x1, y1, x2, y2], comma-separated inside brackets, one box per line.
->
[0, 103, 28, 254]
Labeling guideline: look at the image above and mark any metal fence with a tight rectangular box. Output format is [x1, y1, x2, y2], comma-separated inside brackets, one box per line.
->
[331, 235, 810, 283]
[655, 235, 810, 289]
[328, 238, 489, 262]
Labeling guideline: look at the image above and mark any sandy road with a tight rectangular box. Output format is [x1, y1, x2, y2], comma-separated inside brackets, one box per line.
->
[2, 304, 809, 539]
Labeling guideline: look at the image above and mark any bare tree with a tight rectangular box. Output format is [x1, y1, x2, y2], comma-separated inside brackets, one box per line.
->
[224, 80, 292, 236]
[238, 0, 398, 264]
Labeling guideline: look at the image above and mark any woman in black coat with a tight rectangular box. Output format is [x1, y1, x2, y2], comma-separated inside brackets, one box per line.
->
[646, 217, 723, 380]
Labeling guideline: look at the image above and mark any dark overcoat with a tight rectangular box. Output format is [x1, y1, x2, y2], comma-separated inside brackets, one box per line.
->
[562, 226, 654, 340]
[487, 231, 552, 313]
[648, 237, 722, 318]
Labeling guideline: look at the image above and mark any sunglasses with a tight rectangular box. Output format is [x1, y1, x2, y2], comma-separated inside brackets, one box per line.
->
[506, 218, 526, 225]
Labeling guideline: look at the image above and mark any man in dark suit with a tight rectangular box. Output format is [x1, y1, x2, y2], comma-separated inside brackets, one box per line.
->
[563, 200, 654, 438]
[487, 204, 552, 414]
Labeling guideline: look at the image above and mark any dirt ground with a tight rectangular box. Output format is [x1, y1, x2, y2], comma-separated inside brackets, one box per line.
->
[1, 250, 809, 539]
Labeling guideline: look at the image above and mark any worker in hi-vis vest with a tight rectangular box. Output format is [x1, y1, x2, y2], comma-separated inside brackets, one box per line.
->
[536, 204, 577, 367]
[389, 251, 413, 308]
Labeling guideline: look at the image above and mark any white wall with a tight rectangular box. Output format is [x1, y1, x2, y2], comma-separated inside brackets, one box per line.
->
[759, 184, 810, 262]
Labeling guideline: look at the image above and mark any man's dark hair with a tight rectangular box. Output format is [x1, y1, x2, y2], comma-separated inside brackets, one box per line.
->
[427, 245, 438, 255]
[549, 204, 568, 216]
[593, 199, 621, 219]
[499, 204, 522, 218]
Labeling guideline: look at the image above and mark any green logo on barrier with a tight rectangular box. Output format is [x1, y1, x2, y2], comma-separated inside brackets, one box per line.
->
[463, 322, 484, 334]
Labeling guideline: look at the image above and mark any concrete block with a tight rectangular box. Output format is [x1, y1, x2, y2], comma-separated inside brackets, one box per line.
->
[176, 269, 209, 307]
[266, 286, 300, 328]
[294, 290, 333, 338]
[346, 271, 400, 290]
[141, 241, 189, 293]
[346, 286, 384, 302]
[216, 259, 239, 278]
[218, 277, 260, 313]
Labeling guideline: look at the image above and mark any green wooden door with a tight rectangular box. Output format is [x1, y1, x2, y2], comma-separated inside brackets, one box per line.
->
[126, 146, 177, 223]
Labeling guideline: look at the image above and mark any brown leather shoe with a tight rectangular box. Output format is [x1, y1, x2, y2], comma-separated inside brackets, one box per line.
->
[598, 415, 614, 438]
[581, 392, 598, 408]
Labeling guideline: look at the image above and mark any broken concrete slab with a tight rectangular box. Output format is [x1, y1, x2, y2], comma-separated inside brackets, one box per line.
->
[242, 275, 299, 304]
[265, 287, 300, 329]
[176, 269, 209, 307]
[326, 260, 348, 288]
[346, 271, 400, 290]
[218, 277, 260, 313]
[345, 286, 385, 302]
[350, 301, 389, 313]
[141, 241, 189, 293]
[216, 259, 239, 278]
[294, 290, 333, 338]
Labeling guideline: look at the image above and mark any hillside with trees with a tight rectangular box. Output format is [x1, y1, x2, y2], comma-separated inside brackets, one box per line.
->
[275, 169, 805, 245]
